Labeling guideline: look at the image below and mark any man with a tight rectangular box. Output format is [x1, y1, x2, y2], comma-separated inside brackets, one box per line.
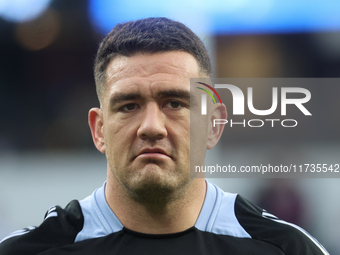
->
[0, 17, 329, 254]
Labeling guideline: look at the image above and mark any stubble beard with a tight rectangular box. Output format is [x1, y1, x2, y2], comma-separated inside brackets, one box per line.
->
[109, 158, 191, 211]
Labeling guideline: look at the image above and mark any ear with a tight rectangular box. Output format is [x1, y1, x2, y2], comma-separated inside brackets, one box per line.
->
[207, 103, 227, 150]
[88, 108, 106, 153]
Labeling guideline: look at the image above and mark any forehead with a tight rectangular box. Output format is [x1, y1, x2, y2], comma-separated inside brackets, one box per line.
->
[103, 52, 201, 99]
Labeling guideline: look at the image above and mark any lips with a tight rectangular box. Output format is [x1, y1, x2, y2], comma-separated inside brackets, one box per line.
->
[135, 148, 171, 160]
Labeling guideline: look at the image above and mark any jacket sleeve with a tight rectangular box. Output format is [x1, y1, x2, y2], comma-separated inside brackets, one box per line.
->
[0, 200, 84, 255]
[234, 195, 329, 255]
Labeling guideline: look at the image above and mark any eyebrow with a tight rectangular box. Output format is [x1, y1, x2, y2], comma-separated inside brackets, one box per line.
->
[109, 93, 142, 108]
[157, 89, 191, 101]
[109, 89, 194, 108]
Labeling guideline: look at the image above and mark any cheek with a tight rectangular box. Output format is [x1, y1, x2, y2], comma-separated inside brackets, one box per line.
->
[103, 120, 135, 153]
[189, 115, 209, 160]
[169, 122, 191, 152]
[191, 110, 209, 137]
[104, 111, 139, 136]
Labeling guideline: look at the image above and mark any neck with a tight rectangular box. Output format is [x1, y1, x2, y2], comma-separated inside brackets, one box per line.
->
[105, 170, 207, 234]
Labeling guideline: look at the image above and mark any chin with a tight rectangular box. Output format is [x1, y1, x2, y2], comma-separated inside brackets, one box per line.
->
[124, 164, 190, 205]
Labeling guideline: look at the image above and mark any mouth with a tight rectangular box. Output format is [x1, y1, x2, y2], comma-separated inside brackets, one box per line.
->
[135, 148, 172, 160]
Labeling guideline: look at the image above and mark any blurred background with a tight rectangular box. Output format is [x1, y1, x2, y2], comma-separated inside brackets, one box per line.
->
[0, 0, 339, 253]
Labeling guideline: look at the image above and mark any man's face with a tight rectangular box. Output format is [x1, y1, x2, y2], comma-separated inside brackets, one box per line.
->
[96, 51, 208, 201]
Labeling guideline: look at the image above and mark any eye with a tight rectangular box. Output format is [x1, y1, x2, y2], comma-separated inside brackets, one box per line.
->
[166, 101, 182, 109]
[120, 103, 137, 112]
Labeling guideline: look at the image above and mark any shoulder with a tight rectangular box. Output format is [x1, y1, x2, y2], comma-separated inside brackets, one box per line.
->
[75, 184, 123, 242]
[0, 200, 84, 255]
[205, 182, 329, 255]
[233, 194, 329, 255]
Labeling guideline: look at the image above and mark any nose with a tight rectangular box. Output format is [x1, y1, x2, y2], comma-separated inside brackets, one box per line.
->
[137, 102, 168, 140]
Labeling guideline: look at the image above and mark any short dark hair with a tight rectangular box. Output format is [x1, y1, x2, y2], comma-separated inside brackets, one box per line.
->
[94, 17, 212, 102]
